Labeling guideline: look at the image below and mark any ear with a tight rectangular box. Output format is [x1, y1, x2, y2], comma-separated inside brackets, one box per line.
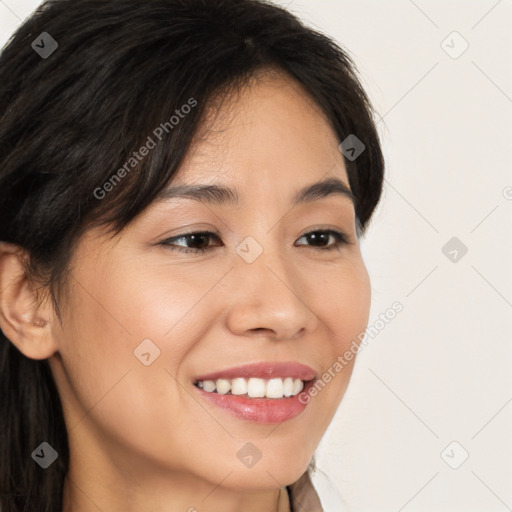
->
[0, 242, 58, 360]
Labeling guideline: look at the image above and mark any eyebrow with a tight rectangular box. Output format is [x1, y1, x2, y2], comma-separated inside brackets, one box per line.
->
[156, 177, 356, 207]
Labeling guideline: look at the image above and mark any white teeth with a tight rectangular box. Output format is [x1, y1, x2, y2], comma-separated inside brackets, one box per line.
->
[202, 380, 216, 392]
[215, 379, 231, 394]
[283, 377, 294, 397]
[231, 377, 248, 395]
[293, 379, 304, 395]
[195, 377, 307, 399]
[247, 378, 266, 397]
[266, 378, 284, 398]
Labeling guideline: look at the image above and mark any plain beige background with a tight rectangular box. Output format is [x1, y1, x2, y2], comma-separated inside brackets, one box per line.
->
[1, 1, 511, 511]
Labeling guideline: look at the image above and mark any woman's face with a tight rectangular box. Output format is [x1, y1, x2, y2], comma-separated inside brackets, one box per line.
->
[49, 73, 371, 494]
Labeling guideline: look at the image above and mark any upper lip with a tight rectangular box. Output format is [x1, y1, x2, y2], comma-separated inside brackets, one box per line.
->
[193, 361, 317, 382]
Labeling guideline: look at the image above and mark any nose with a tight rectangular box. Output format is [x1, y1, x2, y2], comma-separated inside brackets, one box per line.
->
[224, 245, 320, 341]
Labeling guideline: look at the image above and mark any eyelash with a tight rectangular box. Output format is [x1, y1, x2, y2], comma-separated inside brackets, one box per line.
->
[158, 229, 351, 254]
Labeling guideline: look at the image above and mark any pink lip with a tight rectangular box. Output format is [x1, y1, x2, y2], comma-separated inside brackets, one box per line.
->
[193, 361, 317, 382]
[191, 361, 317, 424]
[193, 379, 316, 424]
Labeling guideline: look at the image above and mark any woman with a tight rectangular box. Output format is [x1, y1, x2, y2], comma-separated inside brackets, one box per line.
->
[0, 0, 384, 510]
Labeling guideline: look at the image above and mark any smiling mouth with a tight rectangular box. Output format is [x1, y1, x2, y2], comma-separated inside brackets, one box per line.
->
[193, 376, 315, 399]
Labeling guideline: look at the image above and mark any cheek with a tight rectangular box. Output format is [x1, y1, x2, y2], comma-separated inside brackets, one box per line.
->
[317, 258, 371, 354]
[57, 266, 204, 404]
[57, 251, 224, 408]
[54, 266, 210, 471]
[303, 258, 371, 417]
[66, 253, 212, 356]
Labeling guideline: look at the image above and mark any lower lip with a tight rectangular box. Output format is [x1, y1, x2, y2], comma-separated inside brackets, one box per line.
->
[192, 380, 315, 424]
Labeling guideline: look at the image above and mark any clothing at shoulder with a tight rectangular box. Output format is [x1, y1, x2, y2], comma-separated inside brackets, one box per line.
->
[286, 470, 324, 512]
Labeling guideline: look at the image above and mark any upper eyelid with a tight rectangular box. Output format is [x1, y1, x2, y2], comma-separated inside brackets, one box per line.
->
[169, 231, 222, 242]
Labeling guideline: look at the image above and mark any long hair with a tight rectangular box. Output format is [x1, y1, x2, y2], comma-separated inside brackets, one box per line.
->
[0, 1, 385, 510]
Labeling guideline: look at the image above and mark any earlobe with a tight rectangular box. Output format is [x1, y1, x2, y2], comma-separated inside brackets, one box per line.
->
[0, 242, 56, 360]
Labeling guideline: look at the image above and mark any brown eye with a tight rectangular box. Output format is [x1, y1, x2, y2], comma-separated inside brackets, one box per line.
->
[159, 231, 222, 254]
[295, 230, 350, 251]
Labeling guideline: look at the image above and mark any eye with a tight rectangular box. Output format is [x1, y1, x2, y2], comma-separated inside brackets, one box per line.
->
[158, 231, 222, 254]
[295, 229, 351, 251]
[158, 228, 351, 254]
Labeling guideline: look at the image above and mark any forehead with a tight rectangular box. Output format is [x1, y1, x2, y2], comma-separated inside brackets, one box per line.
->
[166, 73, 350, 202]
